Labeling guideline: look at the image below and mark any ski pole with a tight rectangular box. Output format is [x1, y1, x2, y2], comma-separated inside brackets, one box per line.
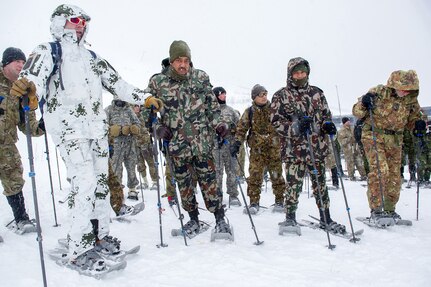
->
[163, 140, 188, 246]
[234, 155, 263, 245]
[305, 129, 335, 250]
[414, 136, 424, 221]
[329, 134, 359, 243]
[23, 95, 48, 286]
[368, 105, 385, 212]
[54, 147, 62, 190]
[43, 131, 59, 227]
[149, 108, 168, 248]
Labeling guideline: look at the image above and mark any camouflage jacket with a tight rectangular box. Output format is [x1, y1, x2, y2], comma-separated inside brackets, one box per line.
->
[146, 66, 220, 157]
[352, 86, 421, 143]
[235, 101, 280, 151]
[105, 102, 140, 128]
[270, 57, 331, 162]
[20, 12, 149, 146]
[214, 103, 239, 148]
[337, 125, 355, 147]
[0, 69, 44, 145]
[135, 111, 152, 146]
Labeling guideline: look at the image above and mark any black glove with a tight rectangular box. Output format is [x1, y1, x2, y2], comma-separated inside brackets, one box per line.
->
[230, 141, 241, 157]
[216, 123, 229, 138]
[156, 125, 173, 141]
[109, 145, 114, 158]
[299, 116, 313, 135]
[322, 121, 337, 135]
[361, 93, 375, 110]
[38, 118, 45, 132]
[413, 120, 426, 137]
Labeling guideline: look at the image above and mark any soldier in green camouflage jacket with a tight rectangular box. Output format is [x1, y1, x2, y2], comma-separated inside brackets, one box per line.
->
[270, 57, 346, 233]
[146, 40, 231, 234]
[0, 47, 44, 234]
[231, 84, 285, 214]
[352, 70, 423, 223]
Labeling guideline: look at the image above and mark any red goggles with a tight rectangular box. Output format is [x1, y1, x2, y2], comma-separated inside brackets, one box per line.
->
[69, 17, 87, 26]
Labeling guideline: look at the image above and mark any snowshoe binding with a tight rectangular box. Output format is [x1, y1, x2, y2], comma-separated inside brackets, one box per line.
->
[272, 202, 285, 213]
[8, 219, 37, 235]
[279, 213, 301, 236]
[171, 219, 210, 239]
[127, 190, 139, 201]
[243, 203, 260, 215]
[229, 195, 242, 207]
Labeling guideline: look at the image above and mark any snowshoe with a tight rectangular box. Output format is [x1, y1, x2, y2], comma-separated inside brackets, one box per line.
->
[387, 211, 412, 226]
[149, 183, 158, 191]
[278, 213, 301, 236]
[95, 235, 121, 256]
[356, 211, 395, 228]
[8, 219, 37, 235]
[229, 195, 242, 207]
[113, 202, 145, 222]
[54, 248, 127, 279]
[210, 219, 234, 242]
[243, 203, 260, 215]
[171, 220, 210, 239]
[127, 190, 139, 201]
[272, 202, 285, 213]
[300, 218, 363, 241]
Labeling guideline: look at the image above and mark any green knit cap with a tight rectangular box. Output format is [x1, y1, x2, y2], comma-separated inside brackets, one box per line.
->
[169, 40, 191, 62]
[292, 63, 309, 74]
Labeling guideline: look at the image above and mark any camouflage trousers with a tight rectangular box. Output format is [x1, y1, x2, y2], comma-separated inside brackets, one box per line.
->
[136, 142, 158, 182]
[362, 133, 402, 212]
[342, 145, 366, 178]
[58, 138, 110, 258]
[171, 153, 222, 213]
[236, 143, 246, 177]
[284, 160, 330, 214]
[417, 142, 431, 181]
[247, 147, 285, 204]
[214, 145, 238, 197]
[111, 136, 138, 189]
[0, 144, 25, 196]
[108, 161, 124, 215]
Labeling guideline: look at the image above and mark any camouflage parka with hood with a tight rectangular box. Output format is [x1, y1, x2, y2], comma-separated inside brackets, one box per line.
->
[146, 65, 221, 158]
[270, 57, 332, 163]
[19, 4, 149, 146]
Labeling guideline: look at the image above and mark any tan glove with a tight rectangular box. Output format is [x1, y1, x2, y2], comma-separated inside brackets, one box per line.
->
[122, 125, 130, 136]
[10, 78, 38, 110]
[109, 124, 121, 137]
[144, 96, 164, 112]
[130, 124, 140, 135]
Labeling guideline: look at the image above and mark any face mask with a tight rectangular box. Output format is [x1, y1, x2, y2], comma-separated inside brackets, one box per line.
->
[114, 100, 126, 107]
[292, 77, 308, 87]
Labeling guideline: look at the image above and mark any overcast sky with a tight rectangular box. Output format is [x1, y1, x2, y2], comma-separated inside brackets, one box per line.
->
[2, 0, 430, 115]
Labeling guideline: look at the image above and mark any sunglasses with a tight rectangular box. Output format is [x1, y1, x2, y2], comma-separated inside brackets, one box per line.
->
[69, 17, 87, 26]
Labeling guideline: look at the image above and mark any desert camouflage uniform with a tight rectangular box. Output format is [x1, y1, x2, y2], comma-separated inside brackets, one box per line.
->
[352, 70, 421, 212]
[146, 66, 222, 214]
[235, 101, 285, 205]
[213, 103, 239, 197]
[108, 162, 124, 215]
[270, 57, 332, 214]
[337, 124, 366, 179]
[106, 102, 140, 189]
[0, 69, 44, 224]
[135, 108, 158, 183]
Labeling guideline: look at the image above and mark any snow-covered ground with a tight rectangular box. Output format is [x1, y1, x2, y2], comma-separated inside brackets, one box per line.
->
[1, 133, 430, 287]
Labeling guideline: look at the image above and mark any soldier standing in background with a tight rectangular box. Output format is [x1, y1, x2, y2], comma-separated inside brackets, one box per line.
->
[212, 86, 241, 206]
[146, 40, 232, 236]
[0, 47, 45, 235]
[270, 57, 346, 233]
[352, 70, 424, 224]
[231, 84, 286, 214]
[325, 135, 340, 189]
[337, 117, 367, 181]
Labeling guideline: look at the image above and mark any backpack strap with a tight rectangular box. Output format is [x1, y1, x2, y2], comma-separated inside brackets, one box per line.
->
[48, 41, 64, 91]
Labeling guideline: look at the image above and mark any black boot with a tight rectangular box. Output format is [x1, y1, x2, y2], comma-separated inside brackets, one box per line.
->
[331, 167, 339, 188]
[183, 209, 200, 235]
[6, 192, 29, 223]
[319, 208, 346, 234]
[214, 207, 231, 233]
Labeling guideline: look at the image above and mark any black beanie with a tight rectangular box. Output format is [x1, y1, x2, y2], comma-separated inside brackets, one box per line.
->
[2, 47, 26, 67]
[213, 87, 226, 97]
[342, 117, 350, 124]
[251, 84, 267, 100]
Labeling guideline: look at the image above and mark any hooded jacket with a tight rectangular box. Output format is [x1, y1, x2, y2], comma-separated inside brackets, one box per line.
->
[20, 4, 148, 146]
[270, 57, 332, 162]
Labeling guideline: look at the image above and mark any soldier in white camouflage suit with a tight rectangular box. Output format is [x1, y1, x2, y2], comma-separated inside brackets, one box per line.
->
[10, 4, 159, 269]
[106, 100, 141, 200]
[1, 47, 45, 235]
[337, 117, 367, 181]
[212, 87, 241, 207]
[146, 40, 232, 235]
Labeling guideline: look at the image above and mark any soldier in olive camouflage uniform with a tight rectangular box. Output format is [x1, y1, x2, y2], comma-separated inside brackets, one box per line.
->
[106, 100, 141, 200]
[231, 84, 285, 214]
[270, 57, 345, 233]
[212, 87, 241, 206]
[352, 70, 423, 223]
[401, 129, 416, 182]
[416, 122, 431, 185]
[337, 117, 367, 181]
[1, 47, 45, 234]
[146, 40, 231, 234]
[11, 4, 156, 263]
[133, 104, 158, 190]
